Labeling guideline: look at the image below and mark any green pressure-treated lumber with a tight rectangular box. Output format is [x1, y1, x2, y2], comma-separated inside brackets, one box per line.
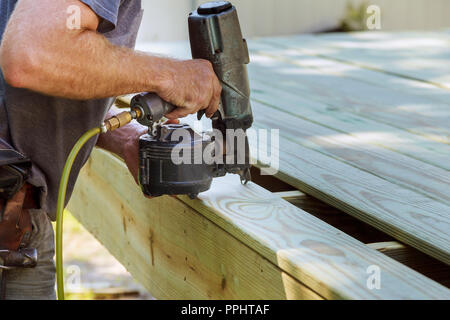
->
[69, 149, 450, 299]
[68, 150, 323, 300]
[249, 78, 450, 171]
[262, 31, 450, 90]
[248, 41, 450, 144]
[250, 99, 450, 206]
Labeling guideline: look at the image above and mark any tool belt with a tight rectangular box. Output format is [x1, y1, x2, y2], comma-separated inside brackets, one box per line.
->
[0, 184, 38, 267]
[0, 138, 38, 298]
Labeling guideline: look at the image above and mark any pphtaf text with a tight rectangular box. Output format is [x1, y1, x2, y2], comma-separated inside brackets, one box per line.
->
[181, 304, 270, 318]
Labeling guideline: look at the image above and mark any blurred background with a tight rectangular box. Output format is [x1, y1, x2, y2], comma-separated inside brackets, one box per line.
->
[136, 0, 450, 43]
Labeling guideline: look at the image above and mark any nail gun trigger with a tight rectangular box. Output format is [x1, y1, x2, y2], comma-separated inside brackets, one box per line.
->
[197, 110, 205, 120]
[240, 168, 251, 185]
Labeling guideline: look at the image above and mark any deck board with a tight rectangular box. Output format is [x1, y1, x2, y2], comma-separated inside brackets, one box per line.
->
[133, 34, 450, 265]
[69, 31, 450, 299]
[68, 151, 323, 300]
[251, 100, 450, 205]
[249, 79, 450, 171]
[69, 149, 450, 299]
[249, 121, 450, 264]
[248, 42, 450, 144]
[261, 31, 450, 89]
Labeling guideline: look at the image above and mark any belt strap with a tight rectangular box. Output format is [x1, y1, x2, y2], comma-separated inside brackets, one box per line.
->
[0, 186, 33, 251]
[0, 271, 6, 300]
[0, 185, 36, 300]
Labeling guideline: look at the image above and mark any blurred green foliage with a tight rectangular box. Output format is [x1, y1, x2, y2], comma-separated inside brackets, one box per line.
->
[339, 1, 369, 31]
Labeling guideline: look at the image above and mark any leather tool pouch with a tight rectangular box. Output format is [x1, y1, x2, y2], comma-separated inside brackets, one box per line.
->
[0, 139, 31, 201]
[0, 138, 36, 269]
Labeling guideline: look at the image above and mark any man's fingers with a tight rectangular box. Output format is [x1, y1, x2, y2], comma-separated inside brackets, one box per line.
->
[205, 101, 218, 118]
[206, 82, 222, 118]
[164, 119, 180, 125]
[205, 92, 219, 117]
[165, 108, 190, 119]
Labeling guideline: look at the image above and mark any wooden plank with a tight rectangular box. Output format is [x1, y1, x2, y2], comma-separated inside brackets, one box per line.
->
[249, 78, 450, 171]
[282, 196, 449, 288]
[134, 41, 450, 164]
[118, 83, 450, 264]
[252, 37, 450, 107]
[262, 32, 450, 89]
[70, 149, 450, 299]
[247, 42, 450, 144]
[274, 190, 304, 200]
[247, 126, 450, 264]
[251, 100, 450, 206]
[368, 241, 450, 288]
[68, 150, 322, 300]
[278, 192, 394, 244]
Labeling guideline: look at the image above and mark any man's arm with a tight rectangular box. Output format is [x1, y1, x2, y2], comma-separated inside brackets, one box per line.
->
[0, 0, 221, 118]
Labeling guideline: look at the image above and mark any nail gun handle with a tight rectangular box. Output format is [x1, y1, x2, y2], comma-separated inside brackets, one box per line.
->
[130, 93, 176, 128]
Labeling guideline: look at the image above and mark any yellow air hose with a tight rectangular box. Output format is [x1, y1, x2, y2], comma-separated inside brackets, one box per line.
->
[55, 127, 101, 300]
[55, 109, 138, 300]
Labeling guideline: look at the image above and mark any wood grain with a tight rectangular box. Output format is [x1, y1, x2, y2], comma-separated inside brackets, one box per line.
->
[68, 149, 322, 300]
[249, 78, 450, 171]
[117, 41, 450, 263]
[248, 43, 450, 144]
[246, 125, 450, 264]
[368, 241, 450, 288]
[69, 149, 450, 299]
[251, 100, 450, 206]
[280, 192, 394, 244]
[105, 35, 450, 296]
[262, 32, 450, 90]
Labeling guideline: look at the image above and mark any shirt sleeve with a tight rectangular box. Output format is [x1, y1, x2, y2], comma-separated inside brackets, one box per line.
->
[80, 0, 121, 33]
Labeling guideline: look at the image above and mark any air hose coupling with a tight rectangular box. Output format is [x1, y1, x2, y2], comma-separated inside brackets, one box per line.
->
[102, 108, 142, 133]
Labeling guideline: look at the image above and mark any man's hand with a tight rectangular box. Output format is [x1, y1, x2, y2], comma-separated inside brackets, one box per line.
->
[120, 125, 147, 185]
[96, 106, 182, 184]
[121, 118, 180, 185]
[0, 0, 223, 113]
[158, 59, 222, 119]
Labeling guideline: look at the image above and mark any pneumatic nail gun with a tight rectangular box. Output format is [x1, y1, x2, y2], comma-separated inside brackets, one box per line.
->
[130, 1, 253, 198]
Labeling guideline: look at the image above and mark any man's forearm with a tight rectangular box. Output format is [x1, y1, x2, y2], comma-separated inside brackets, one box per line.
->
[12, 32, 173, 100]
[0, 0, 174, 100]
[0, 0, 221, 118]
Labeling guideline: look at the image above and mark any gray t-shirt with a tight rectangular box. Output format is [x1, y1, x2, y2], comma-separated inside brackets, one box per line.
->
[0, 0, 143, 220]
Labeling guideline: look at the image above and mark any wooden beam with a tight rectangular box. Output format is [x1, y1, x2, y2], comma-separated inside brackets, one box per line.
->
[278, 192, 394, 244]
[252, 100, 450, 206]
[368, 242, 450, 288]
[69, 149, 450, 299]
[274, 190, 304, 200]
[249, 77, 450, 170]
[248, 127, 450, 265]
[278, 191, 450, 288]
[248, 41, 450, 146]
[262, 33, 450, 90]
[124, 41, 450, 264]
[250, 166, 297, 193]
[68, 149, 322, 300]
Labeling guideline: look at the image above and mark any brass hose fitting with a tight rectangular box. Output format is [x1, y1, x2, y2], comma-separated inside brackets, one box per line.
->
[102, 108, 142, 133]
